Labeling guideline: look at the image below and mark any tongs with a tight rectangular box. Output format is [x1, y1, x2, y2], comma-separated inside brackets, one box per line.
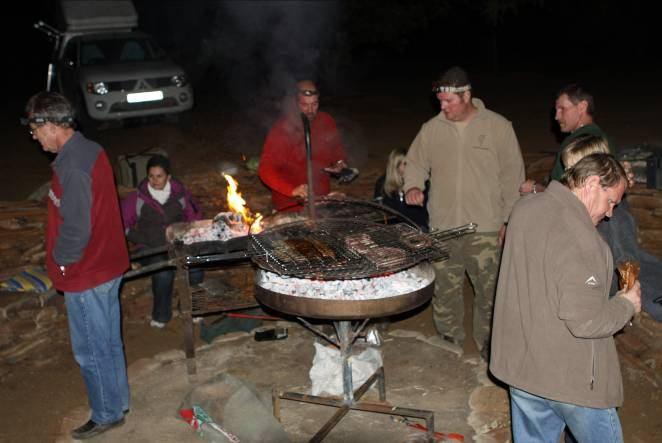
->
[429, 223, 477, 242]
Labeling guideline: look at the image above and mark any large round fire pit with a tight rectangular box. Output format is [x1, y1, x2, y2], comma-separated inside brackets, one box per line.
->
[254, 262, 434, 320]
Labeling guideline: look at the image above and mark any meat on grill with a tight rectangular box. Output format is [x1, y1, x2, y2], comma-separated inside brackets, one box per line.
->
[363, 246, 406, 265]
[344, 233, 376, 254]
[400, 233, 432, 249]
[283, 237, 336, 259]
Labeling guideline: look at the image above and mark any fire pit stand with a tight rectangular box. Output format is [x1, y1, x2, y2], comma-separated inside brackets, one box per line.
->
[124, 238, 257, 381]
[255, 262, 438, 442]
[272, 319, 435, 442]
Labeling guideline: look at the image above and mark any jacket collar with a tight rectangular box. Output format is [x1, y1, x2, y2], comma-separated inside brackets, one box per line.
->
[436, 98, 486, 125]
[52, 131, 84, 167]
[137, 177, 184, 201]
[546, 180, 595, 229]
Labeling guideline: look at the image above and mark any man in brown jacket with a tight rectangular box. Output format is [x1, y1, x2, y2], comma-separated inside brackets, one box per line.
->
[490, 153, 641, 442]
[404, 66, 525, 356]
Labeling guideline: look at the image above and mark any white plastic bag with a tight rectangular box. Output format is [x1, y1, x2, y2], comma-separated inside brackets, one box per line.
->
[309, 342, 383, 396]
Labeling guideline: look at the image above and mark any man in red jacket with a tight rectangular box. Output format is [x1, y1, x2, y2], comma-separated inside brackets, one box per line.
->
[258, 80, 348, 211]
[24, 92, 130, 440]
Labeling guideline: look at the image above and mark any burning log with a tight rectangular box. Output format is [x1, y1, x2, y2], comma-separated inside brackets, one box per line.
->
[165, 174, 262, 245]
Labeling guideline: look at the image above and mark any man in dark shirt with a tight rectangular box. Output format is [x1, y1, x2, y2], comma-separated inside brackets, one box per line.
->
[520, 83, 616, 194]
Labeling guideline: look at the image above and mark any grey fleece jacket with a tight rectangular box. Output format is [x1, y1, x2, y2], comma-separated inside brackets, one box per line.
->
[490, 181, 635, 409]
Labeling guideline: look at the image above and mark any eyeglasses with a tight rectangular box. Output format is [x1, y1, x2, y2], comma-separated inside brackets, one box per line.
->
[29, 125, 41, 136]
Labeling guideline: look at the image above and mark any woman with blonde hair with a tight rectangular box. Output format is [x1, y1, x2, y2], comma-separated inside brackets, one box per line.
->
[561, 134, 610, 170]
[374, 148, 429, 230]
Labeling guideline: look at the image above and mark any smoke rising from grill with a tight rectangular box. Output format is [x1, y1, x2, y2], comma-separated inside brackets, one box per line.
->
[203, 1, 341, 105]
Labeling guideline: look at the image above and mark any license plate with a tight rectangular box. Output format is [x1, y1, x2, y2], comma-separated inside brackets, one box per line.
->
[127, 91, 164, 103]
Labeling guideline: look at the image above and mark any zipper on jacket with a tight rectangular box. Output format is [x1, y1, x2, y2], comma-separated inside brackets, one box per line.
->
[590, 342, 595, 390]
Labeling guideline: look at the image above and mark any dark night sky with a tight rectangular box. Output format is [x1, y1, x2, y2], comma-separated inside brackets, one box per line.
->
[7, 0, 661, 104]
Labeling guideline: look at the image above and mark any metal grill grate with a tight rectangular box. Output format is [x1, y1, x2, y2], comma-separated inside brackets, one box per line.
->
[249, 219, 449, 280]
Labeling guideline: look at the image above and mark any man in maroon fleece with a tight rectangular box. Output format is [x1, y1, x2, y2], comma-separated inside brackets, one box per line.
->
[24, 91, 130, 440]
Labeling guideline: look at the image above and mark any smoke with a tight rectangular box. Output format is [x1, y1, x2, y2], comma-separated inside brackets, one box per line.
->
[202, 1, 342, 103]
[184, 1, 368, 165]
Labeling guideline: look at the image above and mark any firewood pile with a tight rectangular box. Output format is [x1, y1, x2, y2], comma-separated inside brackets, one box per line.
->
[0, 201, 47, 275]
[626, 186, 662, 258]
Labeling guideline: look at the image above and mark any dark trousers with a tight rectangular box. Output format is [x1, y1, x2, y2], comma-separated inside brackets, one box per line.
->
[141, 253, 204, 323]
[599, 200, 662, 322]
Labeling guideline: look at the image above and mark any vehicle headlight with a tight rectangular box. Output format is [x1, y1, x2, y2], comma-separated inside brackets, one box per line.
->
[86, 82, 109, 95]
[171, 74, 188, 87]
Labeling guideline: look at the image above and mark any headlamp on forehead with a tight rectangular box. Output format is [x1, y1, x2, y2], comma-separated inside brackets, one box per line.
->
[432, 84, 471, 94]
[298, 89, 319, 97]
[20, 115, 75, 126]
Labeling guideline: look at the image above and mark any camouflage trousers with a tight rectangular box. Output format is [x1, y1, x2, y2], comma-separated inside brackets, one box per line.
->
[432, 232, 500, 350]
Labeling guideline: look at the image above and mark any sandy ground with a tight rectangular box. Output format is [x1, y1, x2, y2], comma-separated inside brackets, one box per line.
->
[1, 68, 662, 442]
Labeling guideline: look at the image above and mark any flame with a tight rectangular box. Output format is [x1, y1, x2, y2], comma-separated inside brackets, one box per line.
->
[223, 173, 263, 233]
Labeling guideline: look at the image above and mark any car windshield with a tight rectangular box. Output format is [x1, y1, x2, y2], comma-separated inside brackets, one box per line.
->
[79, 36, 167, 66]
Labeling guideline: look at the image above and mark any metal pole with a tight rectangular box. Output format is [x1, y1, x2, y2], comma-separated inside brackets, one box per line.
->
[301, 113, 316, 222]
[335, 321, 354, 403]
[46, 63, 54, 92]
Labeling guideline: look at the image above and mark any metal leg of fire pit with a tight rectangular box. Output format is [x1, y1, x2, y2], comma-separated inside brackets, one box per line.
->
[272, 320, 436, 442]
[177, 266, 198, 382]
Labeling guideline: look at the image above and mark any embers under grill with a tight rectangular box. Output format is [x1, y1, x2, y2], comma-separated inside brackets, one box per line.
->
[249, 219, 449, 280]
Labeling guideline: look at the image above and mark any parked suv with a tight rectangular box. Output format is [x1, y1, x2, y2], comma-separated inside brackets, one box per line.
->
[36, 1, 193, 124]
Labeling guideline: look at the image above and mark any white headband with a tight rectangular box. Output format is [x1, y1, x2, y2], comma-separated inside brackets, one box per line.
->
[432, 84, 471, 94]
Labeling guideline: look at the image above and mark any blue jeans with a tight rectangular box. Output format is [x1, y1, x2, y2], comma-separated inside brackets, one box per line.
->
[510, 387, 623, 443]
[141, 253, 204, 323]
[64, 276, 130, 424]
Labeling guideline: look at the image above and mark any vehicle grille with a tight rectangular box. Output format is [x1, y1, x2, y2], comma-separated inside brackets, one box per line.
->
[144, 77, 174, 88]
[107, 80, 138, 92]
[109, 97, 179, 113]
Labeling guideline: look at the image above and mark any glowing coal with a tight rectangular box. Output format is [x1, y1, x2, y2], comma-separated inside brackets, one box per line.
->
[256, 264, 434, 300]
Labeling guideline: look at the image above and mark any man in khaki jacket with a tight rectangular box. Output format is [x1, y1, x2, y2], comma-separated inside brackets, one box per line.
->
[490, 153, 641, 442]
[404, 66, 524, 356]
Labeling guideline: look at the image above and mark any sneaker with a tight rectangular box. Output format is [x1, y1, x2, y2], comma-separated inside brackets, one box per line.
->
[71, 418, 125, 440]
[150, 320, 166, 328]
